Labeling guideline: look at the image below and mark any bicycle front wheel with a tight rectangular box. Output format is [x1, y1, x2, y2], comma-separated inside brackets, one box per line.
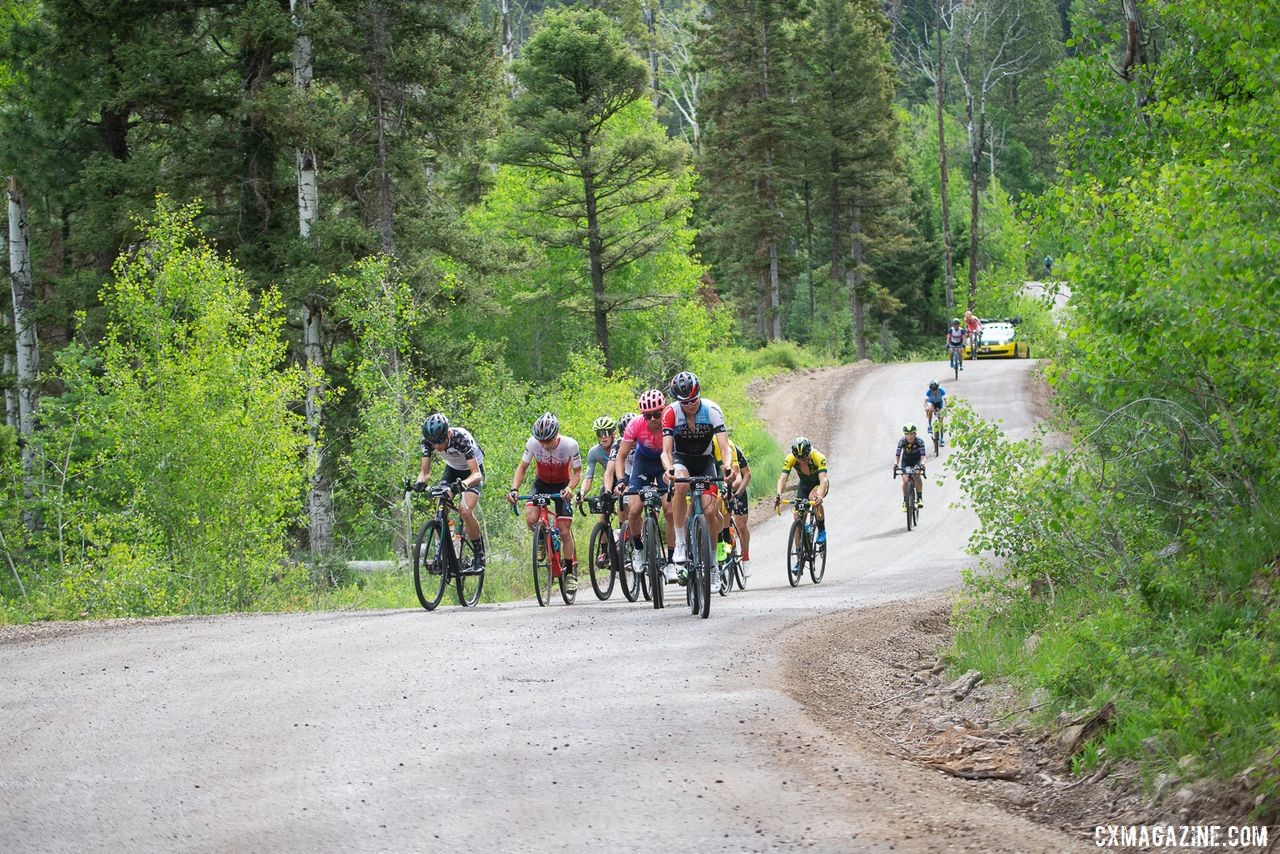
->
[644, 515, 663, 609]
[455, 533, 485, 607]
[693, 516, 713, 618]
[952, 350, 961, 381]
[786, 520, 805, 587]
[905, 484, 917, 532]
[588, 522, 616, 601]
[617, 520, 640, 603]
[531, 522, 553, 606]
[413, 520, 449, 611]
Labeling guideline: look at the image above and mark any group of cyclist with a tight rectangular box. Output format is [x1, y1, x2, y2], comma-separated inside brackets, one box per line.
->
[945, 310, 983, 369]
[411, 370, 832, 593]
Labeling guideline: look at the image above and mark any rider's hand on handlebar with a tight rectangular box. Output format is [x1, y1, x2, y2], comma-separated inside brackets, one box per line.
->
[449, 480, 465, 495]
[506, 488, 518, 505]
[812, 494, 823, 506]
[413, 479, 429, 493]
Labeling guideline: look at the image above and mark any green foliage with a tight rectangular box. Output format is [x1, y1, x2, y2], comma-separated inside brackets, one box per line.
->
[18, 200, 311, 617]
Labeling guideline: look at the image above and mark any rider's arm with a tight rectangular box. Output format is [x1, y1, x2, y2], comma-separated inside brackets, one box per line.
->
[510, 458, 530, 495]
[816, 471, 830, 501]
[463, 458, 481, 489]
[737, 463, 752, 494]
[716, 432, 734, 480]
[566, 462, 582, 496]
[611, 440, 633, 490]
[661, 434, 675, 475]
[417, 454, 432, 486]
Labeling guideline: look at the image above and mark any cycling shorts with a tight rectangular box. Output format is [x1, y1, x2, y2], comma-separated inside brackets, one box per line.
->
[443, 464, 485, 494]
[727, 490, 749, 516]
[672, 452, 720, 497]
[532, 478, 574, 519]
[628, 456, 669, 494]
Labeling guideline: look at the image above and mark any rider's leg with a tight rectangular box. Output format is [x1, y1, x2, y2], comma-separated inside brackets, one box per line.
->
[557, 516, 576, 563]
[671, 471, 691, 555]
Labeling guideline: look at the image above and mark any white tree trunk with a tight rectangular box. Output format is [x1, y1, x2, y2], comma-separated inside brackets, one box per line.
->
[304, 298, 335, 556]
[500, 0, 516, 95]
[2, 308, 15, 430]
[291, 0, 318, 239]
[8, 176, 39, 529]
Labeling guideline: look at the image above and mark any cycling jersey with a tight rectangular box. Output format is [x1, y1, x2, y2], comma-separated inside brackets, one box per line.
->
[965, 316, 981, 336]
[423, 427, 485, 470]
[585, 443, 611, 482]
[622, 414, 664, 460]
[662, 399, 726, 457]
[714, 440, 748, 470]
[896, 437, 927, 467]
[521, 436, 582, 483]
[608, 441, 635, 478]
[946, 327, 965, 346]
[782, 449, 828, 483]
[925, 388, 947, 408]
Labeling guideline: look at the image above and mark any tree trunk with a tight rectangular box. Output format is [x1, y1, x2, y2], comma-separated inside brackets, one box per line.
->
[8, 177, 39, 529]
[371, 3, 395, 254]
[935, 0, 956, 315]
[850, 199, 867, 360]
[803, 180, 814, 321]
[643, 1, 660, 108]
[1120, 0, 1150, 114]
[303, 298, 335, 556]
[2, 308, 15, 430]
[581, 145, 611, 372]
[967, 105, 984, 309]
[500, 0, 516, 95]
[291, 0, 318, 240]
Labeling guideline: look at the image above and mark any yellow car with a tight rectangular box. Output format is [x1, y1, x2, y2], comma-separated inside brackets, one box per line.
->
[966, 319, 1031, 359]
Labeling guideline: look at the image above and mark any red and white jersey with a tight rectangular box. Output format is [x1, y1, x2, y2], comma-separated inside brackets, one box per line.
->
[521, 435, 583, 484]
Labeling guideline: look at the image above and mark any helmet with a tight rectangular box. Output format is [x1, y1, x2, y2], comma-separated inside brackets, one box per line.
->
[637, 389, 665, 413]
[951, 317, 960, 325]
[670, 371, 700, 403]
[929, 380, 939, 390]
[791, 437, 812, 458]
[618, 412, 638, 433]
[422, 413, 450, 444]
[592, 415, 617, 433]
[903, 422, 918, 434]
[532, 412, 559, 441]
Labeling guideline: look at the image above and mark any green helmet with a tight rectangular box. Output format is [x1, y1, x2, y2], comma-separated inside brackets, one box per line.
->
[903, 423, 918, 434]
[592, 415, 617, 433]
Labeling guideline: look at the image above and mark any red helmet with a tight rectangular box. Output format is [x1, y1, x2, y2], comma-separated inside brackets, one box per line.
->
[637, 389, 665, 414]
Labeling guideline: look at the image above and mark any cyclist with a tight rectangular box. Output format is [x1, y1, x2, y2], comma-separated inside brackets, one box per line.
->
[415, 413, 487, 570]
[663, 370, 735, 591]
[773, 437, 829, 548]
[507, 412, 583, 582]
[613, 391, 676, 580]
[945, 318, 966, 369]
[896, 423, 927, 511]
[579, 415, 617, 520]
[718, 436, 753, 577]
[924, 381, 947, 441]
[963, 310, 981, 358]
[1043, 255, 1053, 278]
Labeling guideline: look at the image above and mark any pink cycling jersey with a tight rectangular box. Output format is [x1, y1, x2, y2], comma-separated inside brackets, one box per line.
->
[521, 436, 582, 483]
[622, 414, 665, 459]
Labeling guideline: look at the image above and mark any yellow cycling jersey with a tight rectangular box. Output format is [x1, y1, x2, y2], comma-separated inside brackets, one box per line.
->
[782, 450, 828, 480]
[713, 440, 748, 469]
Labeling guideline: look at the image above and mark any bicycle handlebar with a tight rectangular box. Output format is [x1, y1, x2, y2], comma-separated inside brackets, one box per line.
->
[893, 464, 927, 478]
[510, 492, 565, 515]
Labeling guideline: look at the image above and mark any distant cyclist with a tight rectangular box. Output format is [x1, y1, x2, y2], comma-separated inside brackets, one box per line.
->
[774, 437, 829, 546]
[924, 381, 947, 441]
[416, 413, 487, 570]
[718, 436, 753, 577]
[508, 413, 583, 581]
[895, 424, 927, 511]
[945, 319, 966, 369]
[963, 310, 981, 357]
[579, 415, 617, 519]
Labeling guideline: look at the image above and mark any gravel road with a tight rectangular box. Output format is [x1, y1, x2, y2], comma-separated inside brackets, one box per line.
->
[1, 358, 1088, 853]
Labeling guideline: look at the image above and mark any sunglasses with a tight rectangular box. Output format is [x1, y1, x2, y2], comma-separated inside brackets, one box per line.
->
[643, 411, 662, 420]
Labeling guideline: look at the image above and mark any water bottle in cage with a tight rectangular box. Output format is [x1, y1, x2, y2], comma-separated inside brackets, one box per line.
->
[551, 527, 562, 553]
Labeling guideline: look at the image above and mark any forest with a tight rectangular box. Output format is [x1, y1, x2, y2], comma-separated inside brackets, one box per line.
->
[2, 0, 1278, 810]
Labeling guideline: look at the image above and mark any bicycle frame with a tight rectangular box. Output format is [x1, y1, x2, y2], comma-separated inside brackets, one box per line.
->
[515, 493, 574, 606]
[777, 496, 824, 586]
[622, 484, 669, 608]
[406, 482, 483, 611]
[670, 475, 722, 619]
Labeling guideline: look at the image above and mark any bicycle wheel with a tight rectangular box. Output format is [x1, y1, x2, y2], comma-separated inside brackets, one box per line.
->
[454, 532, 485, 607]
[617, 520, 640, 603]
[692, 515, 712, 619]
[587, 522, 616, 601]
[559, 547, 577, 605]
[905, 483, 916, 532]
[531, 522, 553, 606]
[786, 520, 805, 587]
[952, 349, 960, 381]
[412, 520, 449, 611]
[644, 515, 663, 609]
[685, 523, 700, 615]
[932, 424, 940, 457]
[809, 524, 827, 585]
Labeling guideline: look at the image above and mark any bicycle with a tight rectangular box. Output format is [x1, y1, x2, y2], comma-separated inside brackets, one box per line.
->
[930, 408, 946, 457]
[514, 493, 576, 606]
[404, 480, 487, 611]
[717, 490, 746, 594]
[579, 493, 620, 601]
[894, 464, 926, 532]
[621, 485, 669, 608]
[671, 475, 723, 619]
[949, 343, 962, 380]
[777, 497, 826, 586]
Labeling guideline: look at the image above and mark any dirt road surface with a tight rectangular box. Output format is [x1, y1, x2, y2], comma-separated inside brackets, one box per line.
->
[1, 359, 1088, 852]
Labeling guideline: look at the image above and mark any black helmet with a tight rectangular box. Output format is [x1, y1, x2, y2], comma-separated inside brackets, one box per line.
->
[422, 413, 450, 444]
[670, 371, 700, 403]
[929, 380, 939, 390]
[791, 437, 812, 458]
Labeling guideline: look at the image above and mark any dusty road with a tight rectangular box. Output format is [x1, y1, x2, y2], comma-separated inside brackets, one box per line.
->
[1, 358, 1086, 853]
